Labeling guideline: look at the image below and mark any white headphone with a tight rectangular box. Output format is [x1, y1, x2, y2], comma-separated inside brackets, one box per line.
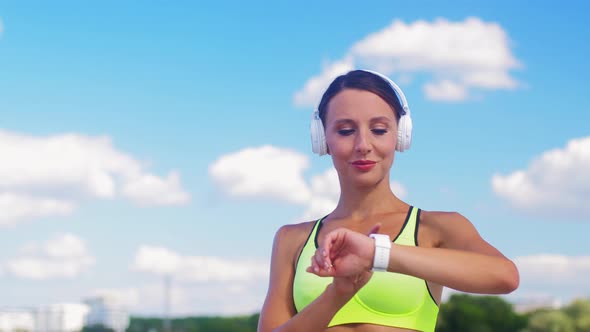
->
[310, 69, 413, 155]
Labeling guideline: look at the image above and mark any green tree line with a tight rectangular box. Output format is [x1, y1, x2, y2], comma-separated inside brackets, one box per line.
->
[119, 295, 590, 332]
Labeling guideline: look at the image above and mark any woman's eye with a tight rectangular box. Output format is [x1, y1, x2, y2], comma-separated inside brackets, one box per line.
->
[372, 129, 388, 135]
[338, 129, 355, 136]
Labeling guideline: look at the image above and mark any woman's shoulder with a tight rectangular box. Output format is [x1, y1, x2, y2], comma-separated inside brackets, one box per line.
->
[419, 209, 468, 225]
[275, 220, 318, 239]
[419, 209, 473, 233]
[271, 220, 321, 267]
[272, 220, 320, 251]
[419, 209, 481, 247]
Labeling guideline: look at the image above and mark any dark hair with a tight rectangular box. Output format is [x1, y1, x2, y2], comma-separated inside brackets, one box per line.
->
[317, 70, 405, 127]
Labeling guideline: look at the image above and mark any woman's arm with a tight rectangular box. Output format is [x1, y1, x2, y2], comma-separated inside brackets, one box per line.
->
[390, 211, 519, 294]
[310, 212, 519, 295]
[258, 224, 361, 332]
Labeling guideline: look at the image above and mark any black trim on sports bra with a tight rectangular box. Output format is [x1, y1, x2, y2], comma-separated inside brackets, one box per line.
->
[391, 205, 413, 243]
[314, 216, 326, 249]
[414, 208, 420, 246]
[415, 208, 439, 306]
[294, 217, 325, 272]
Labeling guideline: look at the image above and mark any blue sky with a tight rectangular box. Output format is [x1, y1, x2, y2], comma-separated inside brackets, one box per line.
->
[0, 1, 589, 316]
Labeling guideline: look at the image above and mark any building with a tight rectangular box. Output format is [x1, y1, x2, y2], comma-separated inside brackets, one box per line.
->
[34, 303, 90, 332]
[0, 295, 129, 332]
[0, 308, 35, 332]
[84, 296, 129, 332]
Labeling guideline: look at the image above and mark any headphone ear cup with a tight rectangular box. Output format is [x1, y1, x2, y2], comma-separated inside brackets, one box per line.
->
[310, 111, 328, 155]
[396, 112, 412, 152]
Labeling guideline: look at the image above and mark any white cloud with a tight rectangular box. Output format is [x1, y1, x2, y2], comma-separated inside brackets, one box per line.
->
[209, 145, 311, 204]
[129, 283, 193, 316]
[351, 17, 520, 77]
[294, 17, 521, 106]
[5, 258, 91, 280]
[132, 246, 182, 275]
[299, 168, 341, 221]
[132, 245, 269, 282]
[88, 288, 140, 308]
[0, 130, 190, 226]
[424, 80, 468, 101]
[4, 233, 94, 280]
[0, 193, 75, 227]
[390, 181, 408, 199]
[126, 281, 266, 316]
[492, 136, 590, 218]
[44, 233, 90, 259]
[515, 254, 590, 284]
[463, 70, 518, 89]
[293, 57, 355, 107]
[512, 254, 590, 304]
[122, 171, 190, 206]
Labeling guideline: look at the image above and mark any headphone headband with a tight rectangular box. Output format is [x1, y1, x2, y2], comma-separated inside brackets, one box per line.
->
[360, 69, 410, 116]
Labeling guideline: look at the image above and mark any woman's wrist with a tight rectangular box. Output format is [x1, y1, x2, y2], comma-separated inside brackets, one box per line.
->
[325, 282, 355, 305]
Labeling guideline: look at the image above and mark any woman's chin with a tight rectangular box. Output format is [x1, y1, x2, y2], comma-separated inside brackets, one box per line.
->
[350, 175, 385, 189]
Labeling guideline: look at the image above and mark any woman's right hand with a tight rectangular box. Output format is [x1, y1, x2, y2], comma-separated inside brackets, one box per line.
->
[307, 223, 382, 297]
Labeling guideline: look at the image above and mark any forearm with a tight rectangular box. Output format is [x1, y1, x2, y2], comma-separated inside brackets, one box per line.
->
[270, 284, 351, 332]
[388, 244, 519, 294]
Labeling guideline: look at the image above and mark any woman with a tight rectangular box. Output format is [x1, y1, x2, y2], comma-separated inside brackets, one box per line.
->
[257, 70, 519, 332]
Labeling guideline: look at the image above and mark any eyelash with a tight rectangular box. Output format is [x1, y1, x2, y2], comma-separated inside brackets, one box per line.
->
[337, 129, 389, 136]
[372, 129, 388, 135]
[338, 129, 355, 136]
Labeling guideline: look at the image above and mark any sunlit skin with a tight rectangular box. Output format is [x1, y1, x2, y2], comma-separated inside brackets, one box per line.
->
[257, 88, 519, 332]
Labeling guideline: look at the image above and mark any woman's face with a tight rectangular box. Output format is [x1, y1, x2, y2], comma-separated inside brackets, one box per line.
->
[324, 88, 398, 188]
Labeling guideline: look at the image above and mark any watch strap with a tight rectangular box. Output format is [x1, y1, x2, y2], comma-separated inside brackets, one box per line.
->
[369, 233, 391, 272]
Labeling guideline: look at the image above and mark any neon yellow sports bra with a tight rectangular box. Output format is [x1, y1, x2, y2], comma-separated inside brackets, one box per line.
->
[293, 206, 439, 331]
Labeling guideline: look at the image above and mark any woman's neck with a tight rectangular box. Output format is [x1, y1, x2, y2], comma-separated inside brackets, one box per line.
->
[331, 179, 405, 221]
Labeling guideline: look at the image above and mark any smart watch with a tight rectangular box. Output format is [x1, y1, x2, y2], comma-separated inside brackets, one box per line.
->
[369, 233, 391, 272]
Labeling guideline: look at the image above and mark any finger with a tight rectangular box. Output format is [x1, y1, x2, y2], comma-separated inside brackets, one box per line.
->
[367, 223, 382, 235]
[308, 255, 320, 274]
[326, 241, 335, 267]
[306, 265, 335, 277]
[328, 230, 345, 261]
[320, 232, 342, 268]
[322, 246, 334, 271]
[324, 228, 344, 252]
[312, 247, 333, 273]
[314, 248, 327, 271]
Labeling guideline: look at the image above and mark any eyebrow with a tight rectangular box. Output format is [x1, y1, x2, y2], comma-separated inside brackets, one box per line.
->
[369, 116, 393, 124]
[333, 116, 393, 125]
[333, 119, 355, 125]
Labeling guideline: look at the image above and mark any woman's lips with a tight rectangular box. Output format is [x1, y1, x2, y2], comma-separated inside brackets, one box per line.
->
[351, 160, 376, 171]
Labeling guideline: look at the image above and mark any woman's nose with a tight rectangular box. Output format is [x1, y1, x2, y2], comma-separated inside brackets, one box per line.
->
[355, 130, 372, 155]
